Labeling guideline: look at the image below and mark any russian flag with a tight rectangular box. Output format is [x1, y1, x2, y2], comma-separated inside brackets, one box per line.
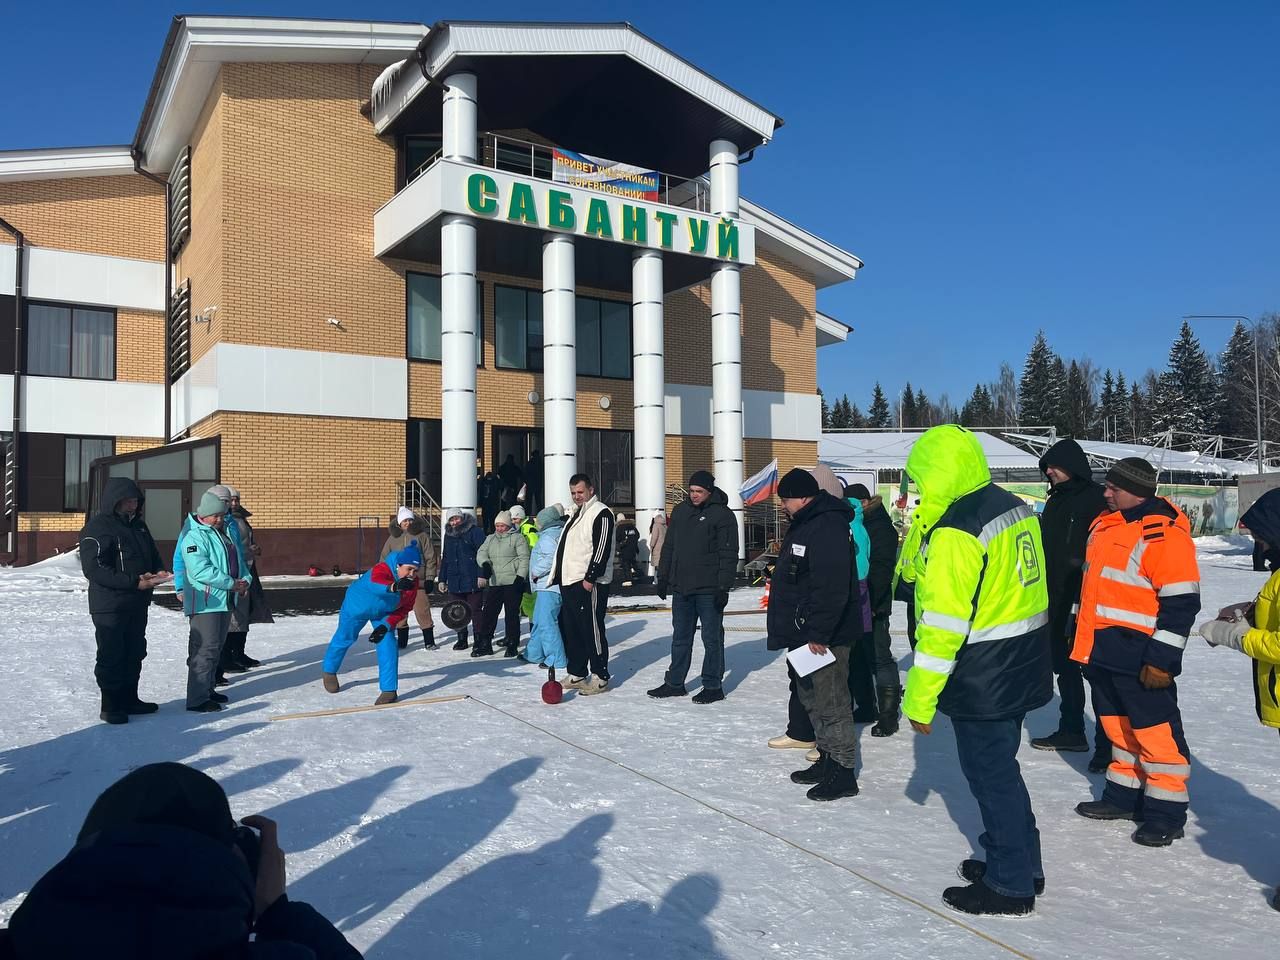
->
[741, 459, 779, 506]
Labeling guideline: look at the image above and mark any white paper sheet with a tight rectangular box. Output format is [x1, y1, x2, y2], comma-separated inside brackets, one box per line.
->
[785, 644, 837, 678]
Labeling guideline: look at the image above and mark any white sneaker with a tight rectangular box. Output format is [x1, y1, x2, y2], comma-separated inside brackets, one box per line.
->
[561, 675, 588, 691]
[805, 747, 821, 762]
[767, 734, 816, 750]
[578, 676, 610, 696]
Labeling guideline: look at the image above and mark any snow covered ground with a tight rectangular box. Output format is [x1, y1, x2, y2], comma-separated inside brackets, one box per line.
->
[1, 540, 1276, 959]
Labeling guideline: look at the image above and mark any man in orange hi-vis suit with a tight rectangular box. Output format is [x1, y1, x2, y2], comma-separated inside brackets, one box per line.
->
[1070, 458, 1200, 847]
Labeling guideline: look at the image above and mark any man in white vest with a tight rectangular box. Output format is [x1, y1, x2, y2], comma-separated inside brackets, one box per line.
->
[551, 473, 617, 695]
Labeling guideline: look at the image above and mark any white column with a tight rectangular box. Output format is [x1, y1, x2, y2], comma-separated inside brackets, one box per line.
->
[440, 73, 478, 515]
[542, 234, 577, 506]
[632, 249, 665, 572]
[709, 139, 744, 561]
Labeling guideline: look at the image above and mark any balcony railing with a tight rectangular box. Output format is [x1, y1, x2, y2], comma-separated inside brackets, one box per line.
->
[407, 132, 710, 212]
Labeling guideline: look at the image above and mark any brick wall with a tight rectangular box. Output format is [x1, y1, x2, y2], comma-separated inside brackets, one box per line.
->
[0, 175, 164, 261]
[117, 310, 165, 383]
[178, 69, 226, 366]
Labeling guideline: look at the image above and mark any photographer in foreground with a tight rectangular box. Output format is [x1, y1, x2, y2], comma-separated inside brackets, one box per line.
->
[0, 762, 361, 959]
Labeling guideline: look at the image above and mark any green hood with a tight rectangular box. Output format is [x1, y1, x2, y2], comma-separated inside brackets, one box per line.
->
[904, 425, 991, 513]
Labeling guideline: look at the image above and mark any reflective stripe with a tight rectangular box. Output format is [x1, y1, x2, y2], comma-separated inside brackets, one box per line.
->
[1126, 538, 1150, 577]
[1143, 784, 1188, 802]
[1157, 580, 1200, 597]
[1139, 761, 1191, 777]
[1106, 769, 1143, 789]
[1096, 605, 1158, 628]
[918, 610, 972, 636]
[967, 611, 1048, 644]
[1151, 629, 1188, 650]
[1070, 602, 1080, 615]
[977, 504, 1034, 547]
[1101, 566, 1150, 588]
[912, 651, 956, 675]
[1111, 746, 1137, 765]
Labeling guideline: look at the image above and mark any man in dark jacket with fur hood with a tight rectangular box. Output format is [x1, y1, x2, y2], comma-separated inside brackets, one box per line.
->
[649, 470, 739, 704]
[1029, 439, 1110, 765]
[767, 469, 861, 802]
[78, 477, 170, 725]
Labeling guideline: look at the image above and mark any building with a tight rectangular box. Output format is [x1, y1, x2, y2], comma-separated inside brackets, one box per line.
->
[0, 16, 859, 571]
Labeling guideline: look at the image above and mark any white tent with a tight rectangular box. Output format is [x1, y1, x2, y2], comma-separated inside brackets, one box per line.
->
[820, 431, 1040, 471]
[1005, 434, 1269, 478]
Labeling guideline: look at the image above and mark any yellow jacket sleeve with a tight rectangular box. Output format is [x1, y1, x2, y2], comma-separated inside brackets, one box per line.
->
[903, 527, 985, 724]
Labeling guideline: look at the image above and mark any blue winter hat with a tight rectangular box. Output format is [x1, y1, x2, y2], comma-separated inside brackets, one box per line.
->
[536, 506, 565, 529]
[395, 542, 423, 568]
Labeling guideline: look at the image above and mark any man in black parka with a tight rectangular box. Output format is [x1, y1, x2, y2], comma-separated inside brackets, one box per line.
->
[78, 477, 170, 725]
[1029, 439, 1110, 763]
[847, 483, 903, 736]
[767, 469, 861, 801]
[649, 470, 739, 703]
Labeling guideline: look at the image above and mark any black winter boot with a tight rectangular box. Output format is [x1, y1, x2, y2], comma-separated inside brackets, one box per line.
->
[423, 627, 437, 650]
[236, 633, 261, 667]
[1030, 729, 1089, 752]
[99, 690, 127, 725]
[453, 629, 469, 651]
[1132, 822, 1184, 847]
[227, 632, 255, 670]
[396, 627, 410, 650]
[790, 753, 830, 785]
[1076, 799, 1141, 821]
[647, 682, 688, 699]
[124, 683, 158, 715]
[221, 633, 248, 673]
[1088, 741, 1113, 773]
[870, 685, 902, 737]
[942, 882, 1034, 917]
[806, 760, 859, 801]
[957, 859, 1044, 895]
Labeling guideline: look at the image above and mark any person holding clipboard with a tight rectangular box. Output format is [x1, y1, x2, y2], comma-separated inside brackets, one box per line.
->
[766, 468, 862, 802]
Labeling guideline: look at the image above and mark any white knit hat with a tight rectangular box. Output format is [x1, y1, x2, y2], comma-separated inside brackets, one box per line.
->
[396, 506, 414, 524]
[509, 505, 527, 521]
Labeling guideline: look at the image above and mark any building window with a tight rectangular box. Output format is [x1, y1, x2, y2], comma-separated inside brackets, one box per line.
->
[26, 302, 115, 380]
[494, 285, 543, 370]
[578, 428, 632, 506]
[576, 296, 631, 379]
[65, 437, 114, 511]
[403, 135, 442, 185]
[406, 273, 482, 365]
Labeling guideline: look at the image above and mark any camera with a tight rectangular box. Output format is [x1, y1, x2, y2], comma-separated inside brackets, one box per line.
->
[232, 824, 261, 880]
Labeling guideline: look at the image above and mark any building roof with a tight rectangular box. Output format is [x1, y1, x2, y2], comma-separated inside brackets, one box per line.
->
[816, 312, 851, 347]
[0, 146, 137, 182]
[820, 430, 1041, 471]
[370, 20, 783, 179]
[134, 15, 427, 174]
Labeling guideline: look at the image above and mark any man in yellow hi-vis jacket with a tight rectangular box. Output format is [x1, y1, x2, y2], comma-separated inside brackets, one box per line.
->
[902, 425, 1052, 918]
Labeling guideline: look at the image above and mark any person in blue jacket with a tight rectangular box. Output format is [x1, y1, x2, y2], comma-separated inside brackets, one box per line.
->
[524, 505, 569, 672]
[320, 543, 421, 706]
[437, 510, 486, 650]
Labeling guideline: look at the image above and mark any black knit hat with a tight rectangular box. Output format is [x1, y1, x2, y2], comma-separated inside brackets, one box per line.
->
[1106, 457, 1158, 499]
[777, 468, 820, 499]
[76, 762, 236, 848]
[688, 470, 715, 490]
[844, 483, 872, 500]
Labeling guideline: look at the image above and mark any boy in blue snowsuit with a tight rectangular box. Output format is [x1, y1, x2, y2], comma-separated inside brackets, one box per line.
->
[525, 506, 568, 671]
[320, 543, 421, 705]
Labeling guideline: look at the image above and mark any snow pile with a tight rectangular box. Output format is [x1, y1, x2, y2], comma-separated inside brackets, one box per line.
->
[0, 549, 1275, 958]
[1196, 534, 1255, 556]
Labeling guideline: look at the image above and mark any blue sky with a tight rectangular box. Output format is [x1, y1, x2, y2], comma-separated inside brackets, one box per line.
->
[3, 2, 1278, 412]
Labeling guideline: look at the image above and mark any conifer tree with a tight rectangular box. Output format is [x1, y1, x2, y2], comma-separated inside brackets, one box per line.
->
[867, 382, 891, 428]
[1152, 321, 1217, 435]
[819, 388, 831, 430]
[1019, 331, 1058, 427]
[1217, 321, 1257, 443]
[900, 383, 918, 428]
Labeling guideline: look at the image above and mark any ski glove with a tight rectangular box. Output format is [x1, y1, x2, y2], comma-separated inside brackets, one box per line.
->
[422, 579, 436, 595]
[714, 590, 730, 611]
[656, 580, 669, 601]
[1138, 664, 1173, 690]
[393, 576, 416, 592]
[368, 624, 388, 644]
[1199, 618, 1248, 652]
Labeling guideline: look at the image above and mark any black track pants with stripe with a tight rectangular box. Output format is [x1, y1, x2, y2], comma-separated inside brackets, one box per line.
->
[560, 581, 611, 681]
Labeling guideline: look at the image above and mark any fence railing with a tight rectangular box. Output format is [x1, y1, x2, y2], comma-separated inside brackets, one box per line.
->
[408, 132, 710, 212]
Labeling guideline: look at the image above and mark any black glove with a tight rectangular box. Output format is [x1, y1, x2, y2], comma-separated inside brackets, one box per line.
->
[514, 576, 527, 593]
[394, 576, 416, 592]
[368, 624, 388, 644]
[422, 579, 436, 595]
[482, 562, 494, 579]
[715, 589, 730, 611]
[656, 580, 669, 601]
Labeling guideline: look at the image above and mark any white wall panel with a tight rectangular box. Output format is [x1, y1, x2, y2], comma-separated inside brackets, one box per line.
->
[0, 374, 14, 429]
[24, 247, 164, 312]
[23, 377, 164, 437]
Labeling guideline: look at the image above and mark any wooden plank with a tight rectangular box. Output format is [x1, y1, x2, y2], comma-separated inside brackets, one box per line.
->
[269, 693, 468, 723]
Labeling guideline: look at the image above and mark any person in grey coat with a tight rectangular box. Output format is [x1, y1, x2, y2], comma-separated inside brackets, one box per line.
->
[474, 510, 531, 658]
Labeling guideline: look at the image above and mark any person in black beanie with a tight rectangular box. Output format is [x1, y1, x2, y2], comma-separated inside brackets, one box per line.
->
[0, 762, 362, 959]
[649, 469, 739, 703]
[766, 468, 861, 801]
[1028, 440, 1110, 767]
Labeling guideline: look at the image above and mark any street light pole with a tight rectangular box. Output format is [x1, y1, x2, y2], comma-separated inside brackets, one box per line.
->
[1183, 315, 1264, 474]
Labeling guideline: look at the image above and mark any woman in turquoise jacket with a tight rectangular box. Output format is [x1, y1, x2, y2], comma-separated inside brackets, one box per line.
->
[178, 491, 251, 712]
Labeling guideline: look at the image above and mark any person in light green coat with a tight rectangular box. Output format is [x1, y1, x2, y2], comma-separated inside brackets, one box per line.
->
[473, 511, 531, 657]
